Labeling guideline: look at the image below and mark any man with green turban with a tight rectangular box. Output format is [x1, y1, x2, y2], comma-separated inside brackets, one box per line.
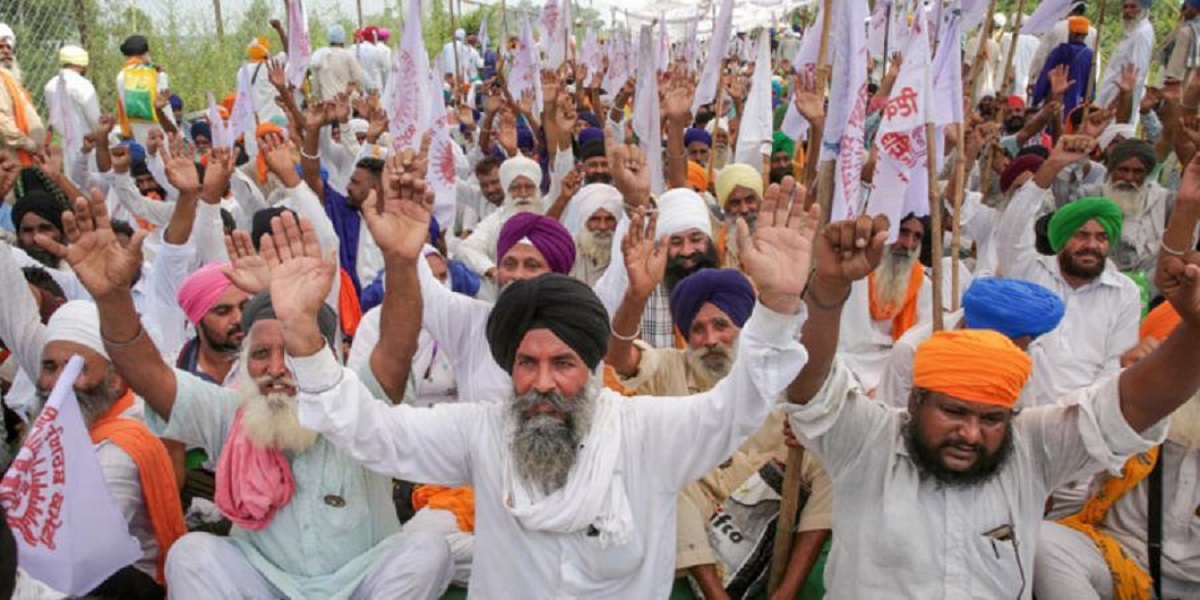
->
[995, 134, 1141, 403]
[769, 131, 797, 184]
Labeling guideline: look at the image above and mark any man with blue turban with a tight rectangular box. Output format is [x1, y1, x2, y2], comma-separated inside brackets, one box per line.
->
[606, 267, 833, 599]
[877, 277, 1067, 409]
[684, 128, 713, 167]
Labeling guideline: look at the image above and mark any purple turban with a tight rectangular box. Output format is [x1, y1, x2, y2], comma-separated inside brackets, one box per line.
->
[496, 212, 576, 275]
[669, 268, 755, 337]
[685, 128, 713, 148]
[578, 127, 605, 147]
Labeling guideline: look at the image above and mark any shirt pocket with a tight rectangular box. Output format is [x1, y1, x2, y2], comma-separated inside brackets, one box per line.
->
[970, 525, 1027, 599]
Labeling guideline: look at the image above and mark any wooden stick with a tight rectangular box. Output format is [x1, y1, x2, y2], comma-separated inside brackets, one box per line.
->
[977, 0, 1026, 210]
[966, 0, 999, 103]
[800, 0, 834, 188]
[951, 122, 965, 311]
[927, 122, 945, 332]
[449, 0, 464, 104]
[1082, 0, 1109, 121]
[768, 0, 830, 593]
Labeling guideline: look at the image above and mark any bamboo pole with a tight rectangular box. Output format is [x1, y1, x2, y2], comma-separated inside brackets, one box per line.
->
[800, 0, 834, 189]
[927, 121, 946, 333]
[214, 0, 226, 42]
[767, 0, 830, 593]
[977, 0, 1026, 218]
[1082, 0, 1109, 121]
[966, 0, 999, 103]
[449, 0, 463, 104]
[951, 122, 965, 311]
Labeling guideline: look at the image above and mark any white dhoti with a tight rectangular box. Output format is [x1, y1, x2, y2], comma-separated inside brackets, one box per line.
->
[1034, 521, 1200, 600]
[405, 507, 476, 587]
[165, 530, 453, 600]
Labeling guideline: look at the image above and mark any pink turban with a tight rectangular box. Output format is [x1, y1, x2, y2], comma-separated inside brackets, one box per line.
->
[496, 213, 576, 275]
[177, 263, 235, 326]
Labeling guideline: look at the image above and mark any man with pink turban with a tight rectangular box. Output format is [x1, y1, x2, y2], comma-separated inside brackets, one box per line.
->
[176, 262, 249, 385]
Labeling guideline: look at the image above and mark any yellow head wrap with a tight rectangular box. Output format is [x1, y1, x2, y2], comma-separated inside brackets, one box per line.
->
[715, 163, 763, 207]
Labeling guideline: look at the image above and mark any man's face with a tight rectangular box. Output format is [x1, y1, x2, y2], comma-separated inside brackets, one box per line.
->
[1110, 156, 1148, 187]
[497, 244, 551, 287]
[511, 328, 591, 400]
[1058, 219, 1110, 280]
[18, 213, 62, 256]
[199, 287, 251, 354]
[347, 167, 379, 208]
[892, 218, 925, 256]
[769, 153, 792, 184]
[243, 320, 296, 397]
[478, 167, 504, 206]
[507, 176, 539, 209]
[135, 173, 162, 197]
[582, 156, 612, 184]
[906, 390, 1013, 484]
[685, 303, 740, 376]
[194, 135, 212, 156]
[665, 231, 719, 291]
[37, 341, 124, 425]
[586, 208, 617, 236]
[427, 253, 449, 286]
[725, 186, 761, 221]
[0, 39, 12, 68]
[1122, 0, 1140, 19]
[687, 142, 711, 166]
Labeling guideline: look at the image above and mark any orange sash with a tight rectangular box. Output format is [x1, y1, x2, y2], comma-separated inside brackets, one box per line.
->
[0, 68, 33, 165]
[88, 391, 186, 584]
[1139, 302, 1181, 343]
[868, 260, 924, 341]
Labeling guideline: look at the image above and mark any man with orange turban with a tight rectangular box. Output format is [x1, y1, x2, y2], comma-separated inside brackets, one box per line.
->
[780, 200, 1200, 598]
[236, 36, 284, 126]
[1032, 15, 1095, 115]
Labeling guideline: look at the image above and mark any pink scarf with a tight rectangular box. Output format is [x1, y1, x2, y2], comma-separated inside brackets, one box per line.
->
[214, 408, 296, 530]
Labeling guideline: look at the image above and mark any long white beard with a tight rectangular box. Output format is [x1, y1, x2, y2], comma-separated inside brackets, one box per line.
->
[237, 372, 319, 453]
[576, 230, 613, 267]
[1168, 393, 1200, 452]
[1, 60, 21, 83]
[873, 249, 919, 308]
[508, 376, 599, 496]
[1122, 12, 1146, 35]
[684, 341, 737, 391]
[506, 192, 543, 213]
[1103, 180, 1146, 216]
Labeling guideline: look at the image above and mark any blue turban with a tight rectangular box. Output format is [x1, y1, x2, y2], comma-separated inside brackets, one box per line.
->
[577, 110, 601, 129]
[191, 120, 212, 142]
[578, 127, 605, 147]
[684, 128, 712, 148]
[517, 125, 535, 151]
[963, 277, 1065, 340]
[669, 269, 755, 338]
[119, 140, 146, 164]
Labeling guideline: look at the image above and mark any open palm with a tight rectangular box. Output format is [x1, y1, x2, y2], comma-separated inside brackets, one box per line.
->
[738, 177, 818, 298]
[262, 213, 337, 324]
[41, 190, 147, 300]
[622, 208, 667, 298]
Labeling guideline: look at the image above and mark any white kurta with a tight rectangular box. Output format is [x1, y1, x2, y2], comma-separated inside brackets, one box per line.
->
[1095, 18, 1155, 130]
[995, 181, 1141, 402]
[785, 359, 1165, 599]
[297, 302, 809, 599]
[835, 273, 933, 392]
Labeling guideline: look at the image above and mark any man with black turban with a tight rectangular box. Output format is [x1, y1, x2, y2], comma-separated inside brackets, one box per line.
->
[292, 173, 822, 598]
[11, 168, 68, 267]
[1078, 137, 1172, 277]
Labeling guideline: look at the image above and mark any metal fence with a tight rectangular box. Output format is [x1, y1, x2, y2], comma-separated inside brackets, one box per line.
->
[1, 0, 87, 113]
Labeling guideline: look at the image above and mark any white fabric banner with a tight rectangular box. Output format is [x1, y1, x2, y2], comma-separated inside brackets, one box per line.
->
[284, 0, 311, 88]
[780, 4, 825, 142]
[632, 25, 665, 194]
[734, 32, 773, 171]
[539, 0, 566, 70]
[508, 18, 543, 117]
[0, 355, 141, 596]
[48, 76, 82, 158]
[229, 66, 257, 148]
[932, 0, 964, 127]
[1020, 0, 1074, 35]
[821, 0, 870, 221]
[691, 0, 735, 114]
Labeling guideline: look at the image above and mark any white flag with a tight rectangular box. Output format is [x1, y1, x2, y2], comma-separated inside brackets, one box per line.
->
[1020, 0, 1074, 35]
[602, 28, 632, 94]
[508, 18, 543, 117]
[656, 16, 670, 74]
[284, 0, 311, 88]
[780, 4, 825, 142]
[734, 32, 773, 171]
[691, 0, 735, 114]
[866, 0, 891, 61]
[229, 67, 257, 148]
[961, 0, 992, 31]
[206, 91, 236, 150]
[869, 17, 932, 242]
[932, 0, 964, 127]
[478, 15, 490, 53]
[48, 75, 82, 158]
[0, 356, 141, 596]
[424, 70, 457, 233]
[581, 28, 602, 83]
[632, 25, 664, 194]
[539, 0, 566, 70]
[821, 0, 870, 221]
[385, 0, 432, 152]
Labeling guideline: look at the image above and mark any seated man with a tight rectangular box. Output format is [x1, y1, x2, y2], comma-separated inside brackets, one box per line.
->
[454, 156, 546, 281]
[50, 193, 453, 600]
[562, 183, 622, 286]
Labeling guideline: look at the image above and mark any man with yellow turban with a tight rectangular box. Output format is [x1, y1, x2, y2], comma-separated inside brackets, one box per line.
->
[714, 163, 763, 270]
[996, 134, 1141, 403]
[781, 204, 1200, 598]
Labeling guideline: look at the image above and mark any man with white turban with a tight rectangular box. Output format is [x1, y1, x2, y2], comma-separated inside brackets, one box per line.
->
[563, 183, 624, 286]
[309, 24, 366, 101]
[454, 156, 545, 284]
[0, 23, 43, 162]
[440, 28, 482, 81]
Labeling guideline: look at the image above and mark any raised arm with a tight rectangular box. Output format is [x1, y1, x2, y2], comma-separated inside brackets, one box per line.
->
[604, 207, 666, 377]
[37, 189, 179, 418]
[662, 67, 696, 190]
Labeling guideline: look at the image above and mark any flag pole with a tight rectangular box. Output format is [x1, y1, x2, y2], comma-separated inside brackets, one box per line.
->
[976, 0, 1026, 220]
[1082, 0, 1109, 122]
[449, 0, 464, 105]
[768, 0, 830, 594]
[966, 0, 999, 103]
[800, 0, 833, 190]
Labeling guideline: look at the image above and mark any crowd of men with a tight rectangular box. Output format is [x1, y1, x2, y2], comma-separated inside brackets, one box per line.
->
[0, 0, 1199, 598]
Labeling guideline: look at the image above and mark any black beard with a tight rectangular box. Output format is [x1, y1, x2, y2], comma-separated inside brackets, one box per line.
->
[200, 321, 243, 355]
[769, 166, 792, 184]
[664, 244, 720, 293]
[1058, 249, 1105, 281]
[584, 171, 613, 185]
[21, 244, 60, 268]
[904, 418, 1014, 487]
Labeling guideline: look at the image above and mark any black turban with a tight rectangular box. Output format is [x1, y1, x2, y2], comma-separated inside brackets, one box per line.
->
[486, 274, 611, 374]
[12, 184, 67, 235]
[120, 35, 150, 57]
[250, 207, 297, 251]
[241, 291, 339, 351]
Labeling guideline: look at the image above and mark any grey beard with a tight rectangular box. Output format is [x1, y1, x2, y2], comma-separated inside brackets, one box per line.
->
[576, 230, 613, 267]
[35, 368, 123, 428]
[685, 342, 735, 391]
[873, 249, 919, 308]
[1103, 180, 1146, 216]
[509, 380, 597, 496]
[236, 367, 317, 453]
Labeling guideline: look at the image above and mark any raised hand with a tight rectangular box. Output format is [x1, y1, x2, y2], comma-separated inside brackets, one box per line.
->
[608, 143, 650, 206]
[37, 145, 65, 178]
[332, 92, 351, 124]
[363, 148, 433, 261]
[259, 132, 296, 182]
[1047, 134, 1097, 168]
[1078, 106, 1114, 139]
[222, 230, 273, 295]
[737, 177, 819, 314]
[558, 168, 582, 204]
[1116, 63, 1139, 95]
[813, 213, 890, 295]
[110, 144, 132, 174]
[267, 59, 288, 91]
[95, 113, 116, 140]
[662, 66, 697, 124]
[261, 212, 338, 327]
[1048, 65, 1074, 99]
[165, 152, 201, 194]
[202, 146, 235, 202]
[791, 69, 825, 124]
[37, 189, 148, 300]
[155, 88, 171, 112]
[553, 90, 579, 134]
[622, 206, 667, 299]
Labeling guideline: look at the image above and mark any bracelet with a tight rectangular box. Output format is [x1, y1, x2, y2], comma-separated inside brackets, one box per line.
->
[803, 272, 851, 310]
[299, 148, 320, 161]
[611, 323, 641, 342]
[102, 323, 146, 348]
[1161, 239, 1190, 257]
[666, 150, 688, 161]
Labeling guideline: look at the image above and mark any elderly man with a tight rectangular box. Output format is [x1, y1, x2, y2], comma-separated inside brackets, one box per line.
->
[836, 212, 933, 392]
[1080, 138, 1171, 280]
[781, 175, 1200, 597]
[455, 156, 545, 281]
[1162, 0, 1200, 84]
[685, 128, 714, 167]
[44, 45, 101, 172]
[1032, 16, 1095, 116]
[50, 190, 453, 599]
[294, 158, 820, 597]
[715, 163, 763, 270]
[877, 277, 1066, 410]
[608, 226, 833, 599]
[1096, 0, 1155, 127]
[997, 135, 1141, 402]
[309, 25, 365, 101]
[115, 35, 170, 146]
[563, 183, 623, 286]
[455, 156, 506, 237]
[0, 25, 42, 164]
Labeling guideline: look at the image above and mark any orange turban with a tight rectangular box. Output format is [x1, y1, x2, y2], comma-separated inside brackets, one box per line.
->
[687, 160, 710, 193]
[1068, 16, 1090, 35]
[1139, 302, 1181, 342]
[913, 330, 1032, 408]
[248, 36, 270, 62]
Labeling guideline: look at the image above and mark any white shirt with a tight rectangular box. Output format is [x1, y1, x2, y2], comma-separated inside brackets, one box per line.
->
[43, 68, 101, 143]
[995, 181, 1141, 401]
[297, 302, 808, 599]
[836, 274, 933, 392]
[237, 58, 285, 124]
[356, 42, 391, 92]
[784, 359, 1165, 599]
[1095, 17, 1155, 130]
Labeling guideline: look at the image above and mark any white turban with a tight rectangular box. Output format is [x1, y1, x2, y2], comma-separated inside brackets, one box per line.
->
[499, 156, 542, 192]
[655, 188, 713, 241]
[563, 184, 624, 237]
[1098, 123, 1136, 152]
[0, 24, 12, 46]
[456, 28, 466, 40]
[44, 300, 108, 361]
[346, 118, 368, 138]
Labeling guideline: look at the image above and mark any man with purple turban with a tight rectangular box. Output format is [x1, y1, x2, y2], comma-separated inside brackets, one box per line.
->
[455, 156, 546, 285]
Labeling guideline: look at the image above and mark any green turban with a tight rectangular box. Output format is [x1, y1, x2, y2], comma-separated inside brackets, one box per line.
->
[772, 131, 795, 158]
[1047, 197, 1124, 253]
